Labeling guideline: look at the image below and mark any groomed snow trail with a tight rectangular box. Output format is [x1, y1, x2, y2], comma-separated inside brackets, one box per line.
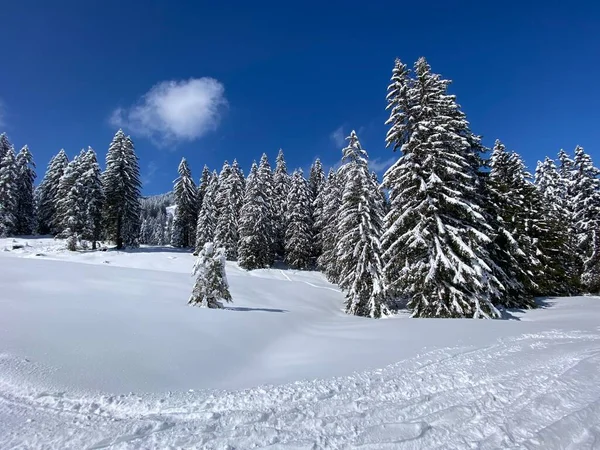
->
[2, 331, 599, 449]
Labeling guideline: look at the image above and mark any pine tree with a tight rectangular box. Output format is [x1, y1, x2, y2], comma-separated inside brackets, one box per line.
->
[572, 146, 600, 292]
[0, 148, 18, 237]
[36, 149, 69, 235]
[55, 152, 87, 239]
[188, 242, 232, 309]
[0, 133, 12, 169]
[103, 130, 142, 249]
[382, 57, 500, 318]
[214, 160, 245, 260]
[316, 169, 342, 281]
[335, 131, 389, 318]
[14, 145, 36, 235]
[486, 140, 536, 308]
[273, 149, 291, 257]
[285, 170, 313, 269]
[197, 165, 211, 211]
[79, 148, 104, 249]
[309, 158, 325, 200]
[238, 158, 275, 269]
[171, 158, 198, 248]
[195, 171, 219, 254]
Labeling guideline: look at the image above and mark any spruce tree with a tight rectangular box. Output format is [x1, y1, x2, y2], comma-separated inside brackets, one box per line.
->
[79, 148, 104, 249]
[382, 57, 500, 318]
[572, 146, 600, 292]
[309, 158, 325, 200]
[335, 131, 389, 318]
[316, 169, 342, 282]
[189, 242, 232, 309]
[14, 145, 36, 235]
[273, 149, 291, 257]
[36, 149, 69, 235]
[486, 140, 537, 308]
[0, 133, 12, 169]
[195, 171, 219, 254]
[197, 165, 211, 212]
[214, 160, 245, 260]
[171, 158, 198, 248]
[0, 148, 18, 237]
[55, 151, 87, 238]
[284, 169, 313, 269]
[102, 130, 142, 249]
[238, 159, 275, 269]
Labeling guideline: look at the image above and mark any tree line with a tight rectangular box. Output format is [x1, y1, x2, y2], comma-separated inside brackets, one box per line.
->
[1, 56, 598, 318]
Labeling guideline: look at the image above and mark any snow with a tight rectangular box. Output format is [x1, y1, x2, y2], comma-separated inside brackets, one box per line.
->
[1, 237, 600, 449]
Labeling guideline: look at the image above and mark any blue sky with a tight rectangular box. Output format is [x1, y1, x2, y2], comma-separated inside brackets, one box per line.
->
[1, 0, 598, 195]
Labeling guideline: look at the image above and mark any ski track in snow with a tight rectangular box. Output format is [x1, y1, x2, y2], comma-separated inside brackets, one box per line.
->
[1, 331, 599, 449]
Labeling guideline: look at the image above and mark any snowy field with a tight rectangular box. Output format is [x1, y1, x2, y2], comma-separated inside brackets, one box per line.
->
[1, 237, 599, 449]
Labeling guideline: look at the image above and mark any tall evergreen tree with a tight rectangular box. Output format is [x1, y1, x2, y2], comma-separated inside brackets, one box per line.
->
[0, 133, 12, 169]
[273, 149, 291, 257]
[102, 130, 142, 249]
[195, 170, 219, 254]
[171, 158, 198, 248]
[382, 57, 500, 318]
[197, 165, 211, 212]
[0, 148, 18, 236]
[285, 169, 313, 269]
[14, 145, 36, 235]
[335, 131, 389, 318]
[316, 169, 342, 281]
[79, 148, 104, 249]
[238, 158, 275, 269]
[55, 152, 87, 239]
[572, 146, 600, 292]
[36, 149, 69, 235]
[486, 140, 537, 308]
[309, 158, 326, 258]
[214, 160, 245, 259]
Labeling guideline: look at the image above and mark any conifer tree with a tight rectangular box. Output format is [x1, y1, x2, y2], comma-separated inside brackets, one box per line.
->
[188, 242, 232, 308]
[171, 158, 198, 248]
[238, 158, 275, 269]
[335, 131, 389, 318]
[309, 158, 325, 200]
[36, 149, 69, 235]
[284, 169, 313, 269]
[197, 165, 211, 211]
[273, 149, 291, 257]
[316, 169, 342, 281]
[55, 152, 86, 239]
[102, 130, 142, 249]
[79, 148, 104, 249]
[214, 160, 245, 259]
[195, 171, 219, 254]
[0, 133, 12, 169]
[486, 140, 537, 308]
[14, 145, 36, 235]
[0, 148, 18, 236]
[572, 146, 600, 292]
[382, 57, 500, 318]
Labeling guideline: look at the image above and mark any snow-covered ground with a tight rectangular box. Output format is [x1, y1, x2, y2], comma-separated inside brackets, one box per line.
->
[1, 237, 599, 449]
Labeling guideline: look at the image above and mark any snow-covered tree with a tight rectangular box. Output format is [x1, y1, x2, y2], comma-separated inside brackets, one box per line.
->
[214, 160, 245, 260]
[382, 57, 500, 318]
[285, 169, 313, 269]
[316, 168, 342, 281]
[14, 145, 36, 235]
[171, 158, 198, 248]
[0, 133, 12, 169]
[273, 149, 291, 257]
[0, 148, 18, 236]
[102, 130, 142, 249]
[55, 152, 86, 240]
[335, 131, 389, 318]
[486, 140, 537, 308]
[188, 242, 232, 309]
[195, 171, 219, 254]
[238, 157, 275, 270]
[197, 165, 211, 212]
[36, 149, 69, 235]
[572, 146, 600, 293]
[309, 158, 325, 200]
[79, 148, 104, 249]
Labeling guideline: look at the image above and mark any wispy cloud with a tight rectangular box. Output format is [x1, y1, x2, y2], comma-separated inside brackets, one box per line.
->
[142, 160, 159, 185]
[110, 78, 227, 147]
[330, 125, 345, 148]
[369, 156, 396, 173]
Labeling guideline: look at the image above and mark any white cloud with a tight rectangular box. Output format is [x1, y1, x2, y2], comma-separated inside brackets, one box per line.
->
[330, 125, 345, 148]
[369, 157, 396, 173]
[110, 78, 227, 146]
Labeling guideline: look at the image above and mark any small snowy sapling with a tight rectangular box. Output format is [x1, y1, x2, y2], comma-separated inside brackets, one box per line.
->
[189, 242, 232, 309]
